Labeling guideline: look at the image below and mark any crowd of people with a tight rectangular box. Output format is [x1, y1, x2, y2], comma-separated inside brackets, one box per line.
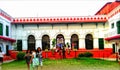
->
[24, 47, 43, 70]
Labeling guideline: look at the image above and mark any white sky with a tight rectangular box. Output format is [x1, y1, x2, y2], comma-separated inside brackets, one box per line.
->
[0, 0, 115, 17]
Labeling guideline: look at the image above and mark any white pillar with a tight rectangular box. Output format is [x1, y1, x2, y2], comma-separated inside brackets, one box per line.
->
[22, 39, 27, 50]
[94, 38, 98, 49]
[65, 37, 70, 45]
[36, 39, 42, 49]
[80, 39, 85, 49]
[50, 38, 53, 49]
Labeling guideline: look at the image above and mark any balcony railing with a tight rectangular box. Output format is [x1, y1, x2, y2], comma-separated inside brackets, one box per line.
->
[104, 28, 117, 38]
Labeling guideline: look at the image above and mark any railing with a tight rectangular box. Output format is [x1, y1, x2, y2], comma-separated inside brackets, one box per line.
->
[104, 28, 117, 38]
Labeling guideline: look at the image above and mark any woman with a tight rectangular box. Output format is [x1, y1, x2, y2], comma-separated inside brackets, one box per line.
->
[36, 47, 43, 68]
[24, 50, 32, 70]
[32, 50, 39, 70]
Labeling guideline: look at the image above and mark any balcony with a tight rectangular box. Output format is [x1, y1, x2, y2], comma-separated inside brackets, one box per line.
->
[104, 28, 117, 38]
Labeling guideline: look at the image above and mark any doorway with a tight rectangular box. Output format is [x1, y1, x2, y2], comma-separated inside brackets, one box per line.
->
[85, 34, 93, 49]
[71, 34, 79, 50]
[27, 35, 35, 50]
[42, 35, 50, 50]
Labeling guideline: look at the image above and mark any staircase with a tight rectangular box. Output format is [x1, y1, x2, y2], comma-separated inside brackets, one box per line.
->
[108, 54, 117, 58]
[3, 55, 14, 62]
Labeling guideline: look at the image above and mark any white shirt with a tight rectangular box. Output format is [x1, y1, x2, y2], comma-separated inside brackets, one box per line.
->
[0, 52, 3, 57]
[32, 52, 36, 58]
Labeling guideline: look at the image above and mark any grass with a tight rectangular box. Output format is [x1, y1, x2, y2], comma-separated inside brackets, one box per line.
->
[1, 58, 120, 70]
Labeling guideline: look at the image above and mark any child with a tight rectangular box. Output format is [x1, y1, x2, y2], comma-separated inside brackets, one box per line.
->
[24, 50, 32, 70]
[36, 47, 43, 68]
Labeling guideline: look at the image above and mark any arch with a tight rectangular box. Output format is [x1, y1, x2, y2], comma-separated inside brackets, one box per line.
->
[42, 35, 50, 50]
[27, 35, 36, 50]
[71, 34, 79, 50]
[85, 34, 93, 50]
[56, 34, 65, 48]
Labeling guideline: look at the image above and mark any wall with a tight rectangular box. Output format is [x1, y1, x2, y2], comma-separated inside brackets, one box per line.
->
[0, 15, 12, 54]
[12, 22, 107, 50]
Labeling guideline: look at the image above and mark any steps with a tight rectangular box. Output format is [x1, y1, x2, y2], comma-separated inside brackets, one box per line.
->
[3, 55, 14, 62]
[108, 54, 117, 58]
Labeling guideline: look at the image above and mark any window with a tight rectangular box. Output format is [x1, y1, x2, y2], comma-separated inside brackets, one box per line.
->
[0, 23, 3, 35]
[112, 44, 115, 53]
[17, 40, 22, 51]
[117, 21, 120, 34]
[98, 38, 104, 49]
[111, 23, 114, 29]
[6, 25, 9, 36]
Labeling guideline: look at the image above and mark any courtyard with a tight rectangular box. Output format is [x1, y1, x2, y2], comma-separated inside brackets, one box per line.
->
[1, 58, 120, 70]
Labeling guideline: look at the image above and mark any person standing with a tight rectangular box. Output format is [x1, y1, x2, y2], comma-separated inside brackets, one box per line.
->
[24, 50, 32, 70]
[36, 47, 43, 69]
[62, 44, 66, 59]
[0, 50, 3, 65]
[32, 50, 39, 70]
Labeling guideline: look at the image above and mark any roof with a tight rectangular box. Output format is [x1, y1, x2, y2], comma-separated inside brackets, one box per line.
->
[95, 1, 120, 15]
[0, 9, 13, 21]
[12, 16, 107, 24]
[0, 36, 16, 42]
[105, 34, 120, 41]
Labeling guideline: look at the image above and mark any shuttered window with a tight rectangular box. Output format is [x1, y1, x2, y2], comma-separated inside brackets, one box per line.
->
[98, 38, 104, 49]
[0, 23, 3, 35]
[17, 40, 22, 51]
[117, 21, 120, 34]
[111, 23, 114, 29]
[6, 25, 9, 36]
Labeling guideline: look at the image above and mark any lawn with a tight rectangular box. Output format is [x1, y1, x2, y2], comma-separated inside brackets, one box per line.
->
[1, 58, 120, 70]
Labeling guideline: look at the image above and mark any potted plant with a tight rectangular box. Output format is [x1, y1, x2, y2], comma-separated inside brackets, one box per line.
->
[51, 38, 56, 54]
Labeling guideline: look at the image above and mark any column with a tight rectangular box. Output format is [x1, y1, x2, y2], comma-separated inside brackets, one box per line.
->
[94, 38, 98, 49]
[36, 39, 42, 49]
[79, 38, 85, 49]
[22, 39, 27, 50]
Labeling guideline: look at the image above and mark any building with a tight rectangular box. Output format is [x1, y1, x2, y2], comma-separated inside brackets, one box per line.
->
[11, 1, 120, 53]
[0, 0, 120, 59]
[0, 9, 15, 55]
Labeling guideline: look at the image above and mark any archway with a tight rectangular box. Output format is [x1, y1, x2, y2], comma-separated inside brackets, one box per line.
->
[56, 34, 65, 49]
[85, 34, 93, 49]
[42, 35, 50, 50]
[27, 35, 35, 50]
[71, 34, 79, 50]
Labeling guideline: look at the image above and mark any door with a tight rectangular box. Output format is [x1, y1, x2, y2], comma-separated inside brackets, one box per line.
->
[6, 45, 9, 56]
[112, 44, 115, 53]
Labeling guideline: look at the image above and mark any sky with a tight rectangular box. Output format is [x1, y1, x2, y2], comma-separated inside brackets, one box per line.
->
[0, 0, 116, 17]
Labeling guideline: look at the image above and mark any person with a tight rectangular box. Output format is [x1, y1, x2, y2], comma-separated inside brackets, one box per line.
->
[36, 47, 43, 69]
[67, 43, 71, 55]
[62, 44, 66, 59]
[31, 50, 39, 70]
[24, 50, 32, 70]
[0, 50, 3, 65]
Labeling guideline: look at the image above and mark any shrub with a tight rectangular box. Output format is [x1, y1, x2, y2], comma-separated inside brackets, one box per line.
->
[78, 52, 93, 58]
[78, 53, 84, 57]
[17, 52, 25, 60]
[84, 52, 93, 57]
